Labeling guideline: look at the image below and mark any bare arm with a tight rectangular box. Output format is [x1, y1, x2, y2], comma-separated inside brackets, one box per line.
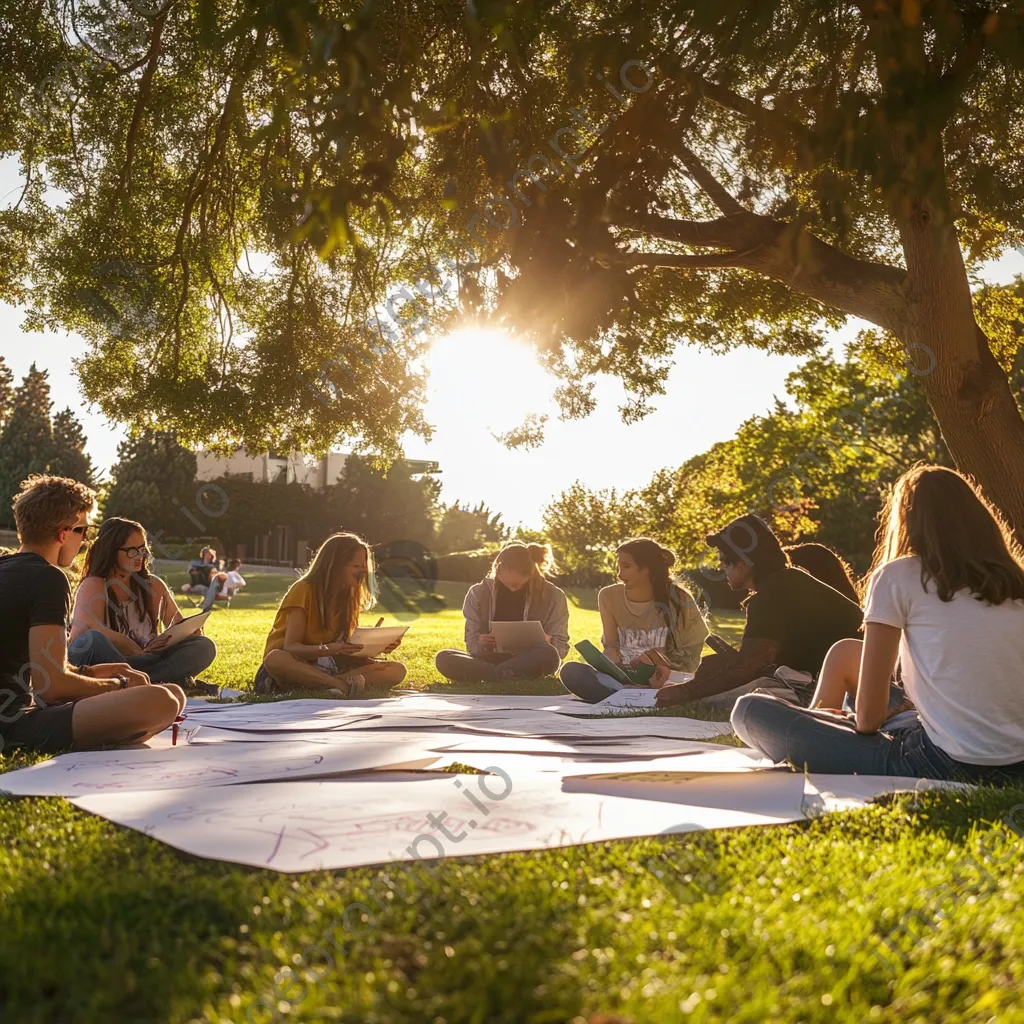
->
[598, 591, 622, 665]
[656, 637, 781, 706]
[155, 577, 186, 627]
[28, 624, 123, 703]
[69, 576, 142, 656]
[855, 622, 901, 734]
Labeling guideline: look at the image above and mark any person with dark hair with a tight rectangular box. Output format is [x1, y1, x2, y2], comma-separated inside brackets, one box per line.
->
[731, 467, 1024, 783]
[256, 532, 407, 696]
[435, 542, 569, 683]
[1, 476, 184, 754]
[559, 538, 708, 704]
[784, 542, 860, 604]
[69, 518, 218, 691]
[656, 514, 862, 709]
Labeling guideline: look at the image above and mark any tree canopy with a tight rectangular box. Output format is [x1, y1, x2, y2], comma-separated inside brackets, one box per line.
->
[6, 1, 1024, 527]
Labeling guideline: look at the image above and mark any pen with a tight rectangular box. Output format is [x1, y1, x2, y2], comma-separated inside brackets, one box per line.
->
[374, 617, 384, 628]
[172, 713, 185, 746]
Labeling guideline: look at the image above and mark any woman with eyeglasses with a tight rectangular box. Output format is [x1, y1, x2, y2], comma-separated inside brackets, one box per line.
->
[68, 518, 217, 691]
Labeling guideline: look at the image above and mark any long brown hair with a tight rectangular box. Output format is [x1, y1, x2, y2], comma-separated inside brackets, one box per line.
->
[871, 465, 1024, 604]
[299, 532, 377, 638]
[785, 543, 861, 604]
[82, 517, 162, 629]
[488, 542, 556, 599]
[616, 537, 697, 657]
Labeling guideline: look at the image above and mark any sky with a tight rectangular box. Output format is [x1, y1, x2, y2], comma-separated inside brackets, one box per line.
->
[3, 161, 1023, 530]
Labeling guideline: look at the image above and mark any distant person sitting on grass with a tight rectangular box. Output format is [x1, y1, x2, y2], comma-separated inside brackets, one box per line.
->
[784, 542, 861, 604]
[0, 476, 184, 754]
[435, 542, 569, 684]
[196, 557, 246, 613]
[255, 532, 407, 698]
[732, 466, 1024, 783]
[181, 546, 218, 603]
[68, 518, 218, 695]
[559, 538, 709, 704]
[655, 516, 863, 711]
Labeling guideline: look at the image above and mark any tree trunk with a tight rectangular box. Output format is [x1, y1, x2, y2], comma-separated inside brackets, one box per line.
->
[898, 199, 1024, 538]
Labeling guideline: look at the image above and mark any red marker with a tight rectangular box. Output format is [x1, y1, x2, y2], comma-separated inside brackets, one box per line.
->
[171, 714, 186, 746]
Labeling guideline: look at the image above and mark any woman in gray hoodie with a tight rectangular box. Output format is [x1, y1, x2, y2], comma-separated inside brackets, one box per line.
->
[435, 543, 570, 683]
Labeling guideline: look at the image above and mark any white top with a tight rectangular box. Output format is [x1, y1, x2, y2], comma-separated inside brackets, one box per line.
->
[864, 555, 1024, 765]
[220, 570, 246, 597]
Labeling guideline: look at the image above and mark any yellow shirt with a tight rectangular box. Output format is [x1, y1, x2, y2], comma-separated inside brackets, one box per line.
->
[263, 580, 342, 658]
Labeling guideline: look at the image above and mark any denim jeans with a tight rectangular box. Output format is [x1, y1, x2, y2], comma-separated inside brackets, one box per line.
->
[731, 693, 1024, 784]
[558, 662, 625, 704]
[68, 629, 217, 685]
[435, 644, 560, 684]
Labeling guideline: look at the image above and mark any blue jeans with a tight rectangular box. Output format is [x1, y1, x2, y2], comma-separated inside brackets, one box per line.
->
[558, 662, 624, 704]
[731, 693, 1024, 784]
[435, 644, 561, 684]
[68, 630, 217, 685]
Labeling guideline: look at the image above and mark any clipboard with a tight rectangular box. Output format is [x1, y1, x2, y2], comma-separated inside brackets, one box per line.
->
[148, 611, 211, 649]
[574, 639, 656, 686]
[347, 625, 408, 658]
[489, 619, 547, 654]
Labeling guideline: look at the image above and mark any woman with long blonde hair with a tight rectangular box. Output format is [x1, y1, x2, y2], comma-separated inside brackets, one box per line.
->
[256, 532, 406, 696]
[732, 466, 1024, 783]
[435, 542, 569, 683]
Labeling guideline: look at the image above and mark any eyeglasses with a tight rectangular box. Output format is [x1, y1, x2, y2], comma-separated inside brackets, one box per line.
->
[119, 545, 151, 560]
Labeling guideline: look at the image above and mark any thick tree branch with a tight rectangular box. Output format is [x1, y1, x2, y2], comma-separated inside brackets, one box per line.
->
[676, 145, 744, 217]
[120, 6, 169, 197]
[609, 210, 909, 336]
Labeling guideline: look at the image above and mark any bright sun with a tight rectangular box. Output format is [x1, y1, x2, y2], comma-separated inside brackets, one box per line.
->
[425, 328, 552, 433]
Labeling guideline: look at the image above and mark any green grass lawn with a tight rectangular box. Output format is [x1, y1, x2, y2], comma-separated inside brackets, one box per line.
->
[2, 570, 1023, 1023]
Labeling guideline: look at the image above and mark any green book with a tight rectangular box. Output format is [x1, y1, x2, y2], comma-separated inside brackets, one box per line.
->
[574, 640, 656, 687]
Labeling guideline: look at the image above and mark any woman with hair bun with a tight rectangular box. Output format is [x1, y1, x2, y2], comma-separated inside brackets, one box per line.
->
[559, 538, 708, 704]
[434, 542, 569, 683]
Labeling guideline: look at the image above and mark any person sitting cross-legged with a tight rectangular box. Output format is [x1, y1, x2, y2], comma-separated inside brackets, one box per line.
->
[255, 532, 407, 698]
[731, 466, 1024, 784]
[0, 476, 184, 754]
[435, 542, 569, 684]
[68, 518, 218, 695]
[655, 515, 864, 712]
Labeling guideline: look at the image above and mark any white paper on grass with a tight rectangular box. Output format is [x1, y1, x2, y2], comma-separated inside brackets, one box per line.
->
[431, 748, 770, 777]
[0, 738, 439, 796]
[70, 771, 810, 872]
[446, 714, 733, 741]
[542, 689, 662, 714]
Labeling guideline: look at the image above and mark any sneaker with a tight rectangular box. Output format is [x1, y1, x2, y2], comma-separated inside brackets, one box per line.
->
[325, 673, 365, 699]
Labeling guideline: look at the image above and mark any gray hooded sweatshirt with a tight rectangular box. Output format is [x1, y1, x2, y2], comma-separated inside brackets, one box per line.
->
[462, 576, 571, 659]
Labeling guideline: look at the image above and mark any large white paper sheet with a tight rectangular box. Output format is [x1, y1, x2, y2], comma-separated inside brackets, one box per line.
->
[0, 738, 439, 796]
[70, 771, 811, 872]
[446, 714, 734, 741]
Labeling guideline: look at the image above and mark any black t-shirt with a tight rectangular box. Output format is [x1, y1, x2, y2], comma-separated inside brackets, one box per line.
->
[0, 552, 72, 721]
[743, 567, 863, 673]
[492, 580, 528, 622]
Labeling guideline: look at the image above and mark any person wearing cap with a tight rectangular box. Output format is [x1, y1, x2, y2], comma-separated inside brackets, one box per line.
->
[655, 514, 863, 709]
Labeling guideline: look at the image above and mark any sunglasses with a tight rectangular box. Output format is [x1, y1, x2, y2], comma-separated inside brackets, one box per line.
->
[119, 545, 151, 560]
[68, 524, 97, 540]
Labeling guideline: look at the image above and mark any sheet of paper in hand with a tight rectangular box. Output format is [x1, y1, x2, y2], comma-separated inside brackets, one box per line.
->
[148, 611, 211, 649]
[348, 625, 409, 658]
[489, 619, 547, 653]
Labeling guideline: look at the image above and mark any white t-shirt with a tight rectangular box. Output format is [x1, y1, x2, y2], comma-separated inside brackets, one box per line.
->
[864, 555, 1024, 764]
[220, 570, 246, 597]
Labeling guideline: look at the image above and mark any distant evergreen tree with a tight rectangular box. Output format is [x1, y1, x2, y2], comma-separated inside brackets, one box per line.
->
[102, 432, 198, 536]
[0, 364, 55, 525]
[0, 356, 14, 430]
[49, 408, 96, 486]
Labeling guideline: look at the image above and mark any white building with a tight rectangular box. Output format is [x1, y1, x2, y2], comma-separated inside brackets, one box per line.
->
[194, 449, 349, 490]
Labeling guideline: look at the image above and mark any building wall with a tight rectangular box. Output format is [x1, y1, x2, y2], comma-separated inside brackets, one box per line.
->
[195, 449, 346, 491]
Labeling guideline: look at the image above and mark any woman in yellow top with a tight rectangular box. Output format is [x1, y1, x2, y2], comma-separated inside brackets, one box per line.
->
[254, 533, 407, 697]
